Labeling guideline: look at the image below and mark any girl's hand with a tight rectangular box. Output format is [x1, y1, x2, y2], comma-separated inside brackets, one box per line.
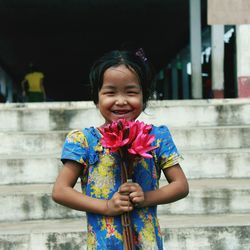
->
[107, 188, 133, 216]
[129, 183, 145, 207]
[119, 182, 145, 208]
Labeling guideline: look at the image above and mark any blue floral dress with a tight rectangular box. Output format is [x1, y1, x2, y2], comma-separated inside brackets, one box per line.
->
[61, 125, 180, 250]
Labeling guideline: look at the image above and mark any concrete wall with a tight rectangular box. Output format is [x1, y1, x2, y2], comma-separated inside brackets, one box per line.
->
[208, 0, 250, 24]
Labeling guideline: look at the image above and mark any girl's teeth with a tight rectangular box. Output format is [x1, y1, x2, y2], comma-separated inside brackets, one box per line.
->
[114, 111, 127, 114]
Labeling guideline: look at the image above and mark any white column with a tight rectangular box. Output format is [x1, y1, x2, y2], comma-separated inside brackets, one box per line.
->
[189, 0, 202, 99]
[236, 25, 250, 97]
[211, 25, 225, 98]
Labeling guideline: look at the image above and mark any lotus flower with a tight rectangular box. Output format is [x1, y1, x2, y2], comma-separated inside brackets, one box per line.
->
[128, 130, 158, 158]
[100, 119, 157, 158]
[99, 119, 130, 152]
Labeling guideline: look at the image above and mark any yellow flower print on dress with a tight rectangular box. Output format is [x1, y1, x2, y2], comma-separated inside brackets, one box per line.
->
[94, 142, 103, 152]
[90, 154, 116, 199]
[156, 138, 161, 148]
[87, 224, 97, 250]
[136, 211, 158, 249]
[140, 158, 149, 171]
[161, 153, 179, 170]
[101, 217, 123, 240]
[66, 130, 88, 147]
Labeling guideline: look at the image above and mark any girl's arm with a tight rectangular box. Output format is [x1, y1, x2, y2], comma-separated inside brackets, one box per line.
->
[127, 163, 189, 207]
[52, 160, 133, 216]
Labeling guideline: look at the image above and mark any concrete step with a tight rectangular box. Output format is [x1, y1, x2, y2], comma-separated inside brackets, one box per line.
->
[0, 131, 67, 155]
[0, 99, 250, 132]
[0, 101, 103, 132]
[181, 148, 250, 179]
[142, 99, 250, 128]
[1, 179, 250, 222]
[0, 214, 250, 250]
[0, 183, 82, 222]
[171, 125, 250, 150]
[1, 125, 250, 155]
[1, 148, 250, 185]
[0, 154, 61, 185]
[158, 178, 250, 215]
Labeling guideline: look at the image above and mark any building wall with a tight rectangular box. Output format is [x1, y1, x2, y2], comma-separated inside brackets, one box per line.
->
[208, 0, 250, 24]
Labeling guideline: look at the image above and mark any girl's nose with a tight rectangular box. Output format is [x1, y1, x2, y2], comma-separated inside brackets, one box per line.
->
[115, 99, 128, 105]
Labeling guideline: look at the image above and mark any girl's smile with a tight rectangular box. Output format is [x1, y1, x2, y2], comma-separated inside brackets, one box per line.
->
[97, 65, 143, 124]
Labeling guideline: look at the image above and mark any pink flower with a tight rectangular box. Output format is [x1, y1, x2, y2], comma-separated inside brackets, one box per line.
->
[128, 129, 158, 159]
[99, 119, 130, 152]
[100, 119, 158, 158]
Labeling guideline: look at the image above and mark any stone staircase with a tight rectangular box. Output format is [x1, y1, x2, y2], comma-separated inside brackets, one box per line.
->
[0, 99, 250, 250]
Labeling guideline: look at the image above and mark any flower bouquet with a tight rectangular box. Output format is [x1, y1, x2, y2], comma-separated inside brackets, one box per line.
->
[99, 119, 157, 250]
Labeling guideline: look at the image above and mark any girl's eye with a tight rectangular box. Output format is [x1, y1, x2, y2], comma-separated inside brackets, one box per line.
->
[127, 91, 139, 95]
[103, 91, 114, 94]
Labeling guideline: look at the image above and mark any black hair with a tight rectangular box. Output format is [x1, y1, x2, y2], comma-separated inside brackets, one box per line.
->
[89, 49, 154, 109]
[27, 62, 39, 73]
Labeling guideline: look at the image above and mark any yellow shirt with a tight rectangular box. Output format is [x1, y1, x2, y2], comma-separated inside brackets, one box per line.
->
[25, 72, 44, 92]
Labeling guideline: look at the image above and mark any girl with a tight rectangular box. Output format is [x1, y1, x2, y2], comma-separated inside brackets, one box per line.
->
[52, 49, 189, 249]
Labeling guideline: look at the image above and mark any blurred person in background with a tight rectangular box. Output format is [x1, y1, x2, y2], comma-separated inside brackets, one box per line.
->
[21, 62, 46, 102]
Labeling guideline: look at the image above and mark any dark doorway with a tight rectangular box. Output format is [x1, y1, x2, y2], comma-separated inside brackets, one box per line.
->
[0, 0, 207, 101]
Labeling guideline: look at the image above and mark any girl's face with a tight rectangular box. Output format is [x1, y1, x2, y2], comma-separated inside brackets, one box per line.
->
[97, 65, 143, 124]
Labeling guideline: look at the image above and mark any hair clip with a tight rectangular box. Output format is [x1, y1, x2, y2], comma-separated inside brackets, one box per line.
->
[135, 48, 147, 62]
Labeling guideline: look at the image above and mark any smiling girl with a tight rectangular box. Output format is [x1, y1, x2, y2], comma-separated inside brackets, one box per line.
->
[52, 49, 189, 249]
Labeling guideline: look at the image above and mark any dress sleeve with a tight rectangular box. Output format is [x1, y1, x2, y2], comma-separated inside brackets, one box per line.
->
[61, 129, 89, 166]
[154, 125, 181, 170]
